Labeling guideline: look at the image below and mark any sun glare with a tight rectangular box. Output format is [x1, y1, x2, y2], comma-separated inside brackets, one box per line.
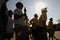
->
[34, 2, 46, 12]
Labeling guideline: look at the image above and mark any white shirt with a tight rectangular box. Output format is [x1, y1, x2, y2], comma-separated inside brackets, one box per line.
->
[14, 8, 26, 26]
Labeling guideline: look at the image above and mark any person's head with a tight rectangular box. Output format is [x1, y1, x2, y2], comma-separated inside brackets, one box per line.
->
[34, 14, 38, 19]
[0, 3, 8, 13]
[8, 10, 13, 17]
[0, 0, 9, 9]
[41, 7, 47, 14]
[49, 18, 53, 22]
[16, 2, 23, 9]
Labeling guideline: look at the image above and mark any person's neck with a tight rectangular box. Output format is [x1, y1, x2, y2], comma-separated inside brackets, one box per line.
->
[35, 17, 37, 19]
[17, 8, 22, 10]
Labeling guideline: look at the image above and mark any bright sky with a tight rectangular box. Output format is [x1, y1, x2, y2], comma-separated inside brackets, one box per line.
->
[6, 0, 60, 25]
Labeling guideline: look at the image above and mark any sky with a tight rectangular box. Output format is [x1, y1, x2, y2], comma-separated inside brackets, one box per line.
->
[6, 0, 60, 25]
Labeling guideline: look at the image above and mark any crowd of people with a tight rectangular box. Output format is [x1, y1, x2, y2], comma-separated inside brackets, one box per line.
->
[0, 0, 59, 40]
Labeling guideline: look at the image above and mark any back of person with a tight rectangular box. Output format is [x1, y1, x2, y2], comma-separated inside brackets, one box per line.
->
[0, 3, 8, 33]
[30, 14, 39, 40]
[31, 18, 38, 30]
[0, 3, 8, 40]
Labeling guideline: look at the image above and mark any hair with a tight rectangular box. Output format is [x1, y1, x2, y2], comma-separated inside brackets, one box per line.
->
[16, 2, 23, 9]
[34, 14, 38, 18]
[8, 10, 13, 17]
[50, 18, 53, 21]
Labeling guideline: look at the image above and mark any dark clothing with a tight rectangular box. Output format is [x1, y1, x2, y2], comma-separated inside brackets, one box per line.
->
[32, 26, 38, 40]
[24, 26, 29, 40]
[48, 29, 54, 37]
[15, 24, 29, 40]
[36, 27, 47, 40]
[0, 10, 8, 40]
[0, 33, 6, 40]
[0, 11, 8, 33]
[6, 33, 13, 40]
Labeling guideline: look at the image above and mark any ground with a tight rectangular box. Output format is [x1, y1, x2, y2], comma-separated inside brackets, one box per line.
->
[11, 31, 60, 40]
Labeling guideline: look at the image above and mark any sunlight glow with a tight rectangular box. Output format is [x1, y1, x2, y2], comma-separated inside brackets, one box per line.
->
[34, 2, 47, 12]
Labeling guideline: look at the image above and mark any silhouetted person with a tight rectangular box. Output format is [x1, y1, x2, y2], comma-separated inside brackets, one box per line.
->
[48, 18, 54, 40]
[25, 18, 31, 35]
[38, 8, 48, 40]
[6, 10, 14, 40]
[30, 14, 39, 40]
[14, 2, 26, 40]
[24, 7, 29, 40]
[0, 0, 9, 39]
[48, 18, 57, 40]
